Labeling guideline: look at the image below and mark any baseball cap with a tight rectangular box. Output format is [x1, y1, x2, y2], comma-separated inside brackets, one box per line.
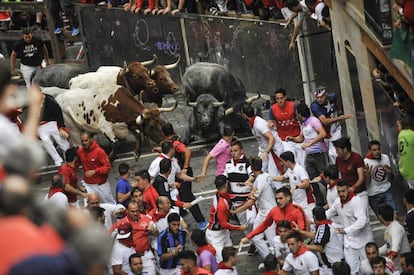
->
[314, 87, 326, 97]
[116, 221, 132, 240]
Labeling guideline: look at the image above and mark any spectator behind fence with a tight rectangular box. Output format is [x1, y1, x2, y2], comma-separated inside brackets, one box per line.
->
[10, 27, 51, 87]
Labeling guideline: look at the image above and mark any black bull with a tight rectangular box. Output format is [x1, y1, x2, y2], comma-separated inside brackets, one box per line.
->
[182, 62, 262, 141]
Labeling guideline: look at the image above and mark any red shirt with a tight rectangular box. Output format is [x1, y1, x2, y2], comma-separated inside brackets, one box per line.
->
[247, 203, 309, 239]
[77, 141, 111, 184]
[143, 184, 159, 212]
[0, 216, 64, 275]
[180, 267, 212, 275]
[59, 163, 78, 203]
[111, 214, 152, 253]
[271, 101, 301, 141]
[208, 192, 242, 231]
[335, 151, 366, 193]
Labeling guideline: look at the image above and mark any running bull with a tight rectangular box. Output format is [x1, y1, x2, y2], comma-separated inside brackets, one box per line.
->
[53, 85, 177, 159]
[182, 62, 260, 141]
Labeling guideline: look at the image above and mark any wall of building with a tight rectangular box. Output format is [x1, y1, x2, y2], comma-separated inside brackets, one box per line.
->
[330, 0, 380, 153]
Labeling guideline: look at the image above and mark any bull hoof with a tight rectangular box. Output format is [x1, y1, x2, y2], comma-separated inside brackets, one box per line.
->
[134, 151, 142, 161]
[109, 152, 117, 163]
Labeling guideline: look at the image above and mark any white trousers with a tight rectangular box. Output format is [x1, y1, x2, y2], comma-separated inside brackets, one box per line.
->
[206, 228, 233, 262]
[82, 180, 116, 204]
[21, 63, 39, 87]
[159, 267, 180, 275]
[37, 121, 70, 166]
[251, 213, 276, 259]
[142, 250, 156, 275]
[344, 246, 367, 275]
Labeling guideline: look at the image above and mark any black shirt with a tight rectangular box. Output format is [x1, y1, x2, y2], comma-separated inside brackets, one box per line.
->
[13, 36, 45, 66]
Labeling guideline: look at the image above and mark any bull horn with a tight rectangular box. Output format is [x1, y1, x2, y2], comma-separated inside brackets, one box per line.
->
[212, 101, 225, 107]
[141, 54, 157, 66]
[187, 101, 198, 107]
[225, 107, 234, 116]
[136, 114, 144, 125]
[245, 93, 261, 104]
[119, 61, 129, 76]
[163, 56, 181, 70]
[158, 100, 178, 112]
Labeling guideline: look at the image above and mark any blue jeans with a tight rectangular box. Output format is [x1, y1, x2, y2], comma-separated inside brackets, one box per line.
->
[368, 190, 397, 216]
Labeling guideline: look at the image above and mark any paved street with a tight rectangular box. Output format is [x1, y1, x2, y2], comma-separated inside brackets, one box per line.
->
[30, 90, 403, 274]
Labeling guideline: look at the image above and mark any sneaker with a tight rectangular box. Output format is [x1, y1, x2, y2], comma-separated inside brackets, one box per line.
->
[198, 221, 208, 230]
[71, 28, 79, 36]
[54, 27, 62, 35]
[247, 244, 257, 256]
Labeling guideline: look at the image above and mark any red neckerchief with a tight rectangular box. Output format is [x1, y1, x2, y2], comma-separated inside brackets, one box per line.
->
[365, 152, 381, 160]
[328, 179, 338, 190]
[341, 192, 355, 208]
[293, 243, 308, 258]
[248, 115, 257, 128]
[218, 262, 233, 270]
[233, 153, 246, 166]
[316, 219, 332, 227]
[196, 244, 216, 256]
[262, 272, 278, 275]
[48, 187, 64, 199]
[149, 208, 168, 222]
[217, 191, 231, 203]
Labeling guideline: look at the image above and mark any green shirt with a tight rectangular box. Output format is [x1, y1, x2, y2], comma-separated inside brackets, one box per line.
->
[398, 129, 414, 180]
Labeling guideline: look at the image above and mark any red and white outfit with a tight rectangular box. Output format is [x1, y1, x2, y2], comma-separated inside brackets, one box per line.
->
[250, 172, 277, 258]
[379, 220, 410, 269]
[38, 94, 70, 166]
[282, 164, 315, 221]
[247, 203, 309, 240]
[44, 186, 69, 211]
[59, 163, 80, 207]
[270, 101, 305, 167]
[206, 191, 243, 262]
[282, 244, 319, 274]
[111, 215, 156, 275]
[248, 115, 284, 186]
[109, 239, 135, 274]
[214, 262, 238, 275]
[77, 140, 115, 204]
[326, 193, 373, 274]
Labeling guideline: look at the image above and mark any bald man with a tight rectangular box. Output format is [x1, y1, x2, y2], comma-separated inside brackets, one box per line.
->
[85, 192, 125, 230]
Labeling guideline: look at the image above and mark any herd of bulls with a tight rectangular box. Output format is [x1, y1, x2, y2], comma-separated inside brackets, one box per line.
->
[32, 56, 264, 160]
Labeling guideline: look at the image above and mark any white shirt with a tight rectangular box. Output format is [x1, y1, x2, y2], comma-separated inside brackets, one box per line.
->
[253, 173, 277, 217]
[214, 266, 238, 275]
[364, 154, 392, 196]
[0, 114, 23, 159]
[379, 220, 410, 266]
[149, 154, 181, 184]
[326, 185, 342, 226]
[110, 239, 135, 274]
[251, 116, 283, 154]
[282, 250, 319, 274]
[273, 236, 289, 260]
[44, 191, 69, 211]
[326, 195, 373, 249]
[314, 222, 344, 265]
[284, 164, 310, 208]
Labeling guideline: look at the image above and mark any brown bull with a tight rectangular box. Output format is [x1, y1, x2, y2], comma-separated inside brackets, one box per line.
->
[54, 85, 177, 160]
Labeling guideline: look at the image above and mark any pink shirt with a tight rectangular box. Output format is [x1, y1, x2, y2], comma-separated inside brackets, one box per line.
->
[209, 138, 231, 176]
